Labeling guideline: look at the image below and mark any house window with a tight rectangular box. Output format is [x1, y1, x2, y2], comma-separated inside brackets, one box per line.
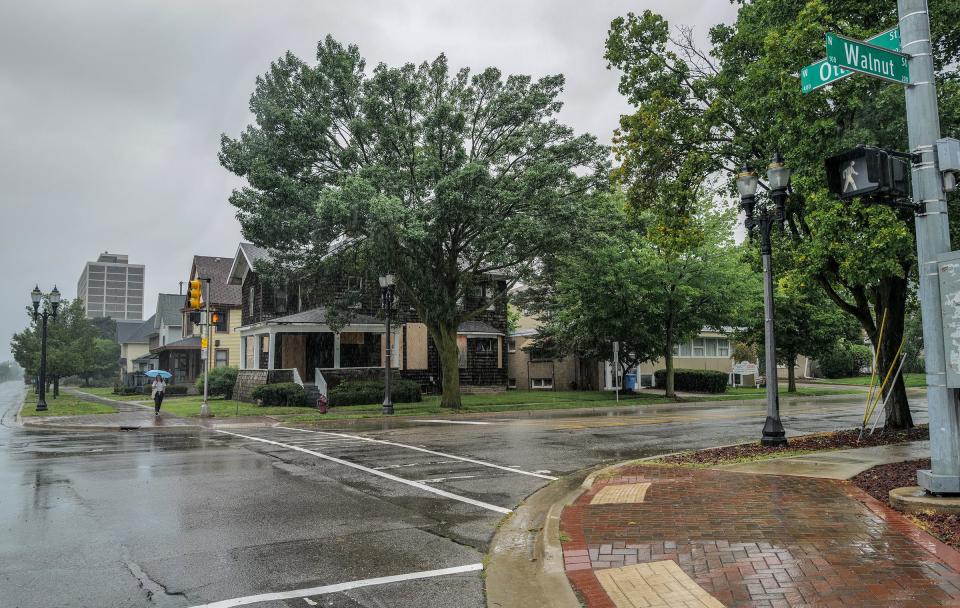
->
[717, 340, 731, 357]
[507, 339, 517, 353]
[706, 338, 718, 357]
[529, 348, 551, 362]
[248, 286, 255, 317]
[213, 310, 229, 333]
[215, 349, 229, 368]
[474, 338, 495, 353]
[340, 332, 382, 368]
[273, 284, 288, 315]
[679, 341, 692, 357]
[508, 378, 517, 389]
[483, 284, 497, 311]
[692, 338, 706, 357]
[531, 377, 553, 389]
[640, 374, 655, 388]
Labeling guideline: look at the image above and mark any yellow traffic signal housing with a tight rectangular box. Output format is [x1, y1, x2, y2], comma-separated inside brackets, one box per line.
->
[210, 312, 220, 325]
[188, 279, 202, 310]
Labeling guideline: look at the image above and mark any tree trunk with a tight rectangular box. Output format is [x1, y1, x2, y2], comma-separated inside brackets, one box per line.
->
[787, 356, 796, 393]
[877, 278, 913, 429]
[432, 322, 462, 409]
[53, 376, 59, 398]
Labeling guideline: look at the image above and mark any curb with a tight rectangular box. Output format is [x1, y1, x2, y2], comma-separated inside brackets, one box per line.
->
[19, 419, 204, 433]
[485, 460, 629, 608]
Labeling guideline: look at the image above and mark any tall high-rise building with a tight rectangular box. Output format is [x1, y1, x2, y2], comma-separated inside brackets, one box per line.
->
[76, 252, 145, 320]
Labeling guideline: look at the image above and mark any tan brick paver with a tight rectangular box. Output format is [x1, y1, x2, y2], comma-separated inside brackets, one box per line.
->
[596, 561, 725, 608]
[591, 482, 651, 505]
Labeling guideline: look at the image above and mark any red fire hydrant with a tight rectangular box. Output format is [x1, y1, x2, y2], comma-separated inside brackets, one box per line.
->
[316, 394, 329, 414]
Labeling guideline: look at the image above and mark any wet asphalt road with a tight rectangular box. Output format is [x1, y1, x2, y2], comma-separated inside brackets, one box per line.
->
[0, 381, 928, 608]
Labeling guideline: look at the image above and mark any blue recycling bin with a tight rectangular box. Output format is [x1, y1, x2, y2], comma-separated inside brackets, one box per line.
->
[624, 372, 637, 391]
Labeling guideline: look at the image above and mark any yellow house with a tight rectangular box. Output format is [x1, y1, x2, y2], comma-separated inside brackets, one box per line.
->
[183, 255, 243, 371]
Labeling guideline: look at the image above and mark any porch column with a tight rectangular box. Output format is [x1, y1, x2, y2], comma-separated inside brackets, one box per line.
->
[268, 328, 276, 370]
[333, 332, 341, 369]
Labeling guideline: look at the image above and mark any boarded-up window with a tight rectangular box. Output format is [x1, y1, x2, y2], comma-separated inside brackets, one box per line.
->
[406, 324, 429, 370]
[245, 336, 255, 369]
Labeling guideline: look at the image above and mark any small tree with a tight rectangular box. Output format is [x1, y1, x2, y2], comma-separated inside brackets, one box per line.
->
[220, 37, 608, 408]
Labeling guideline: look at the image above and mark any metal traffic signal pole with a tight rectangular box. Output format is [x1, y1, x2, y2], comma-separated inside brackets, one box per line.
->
[900, 0, 960, 493]
[200, 278, 212, 418]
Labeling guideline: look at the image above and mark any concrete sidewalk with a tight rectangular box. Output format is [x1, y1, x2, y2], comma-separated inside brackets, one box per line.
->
[550, 442, 960, 608]
[18, 389, 280, 431]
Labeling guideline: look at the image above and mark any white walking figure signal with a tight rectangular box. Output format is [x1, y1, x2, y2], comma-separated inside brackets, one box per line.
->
[842, 160, 859, 192]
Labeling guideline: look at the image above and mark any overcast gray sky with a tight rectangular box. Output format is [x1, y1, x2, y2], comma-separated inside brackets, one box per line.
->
[0, 1, 737, 361]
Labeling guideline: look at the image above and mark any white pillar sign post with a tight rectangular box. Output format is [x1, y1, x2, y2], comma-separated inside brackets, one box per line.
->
[899, 0, 960, 494]
[613, 341, 619, 403]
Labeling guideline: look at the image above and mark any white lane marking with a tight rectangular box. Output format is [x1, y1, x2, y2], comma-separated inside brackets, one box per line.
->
[303, 599, 317, 606]
[187, 563, 484, 608]
[282, 427, 559, 481]
[374, 461, 454, 471]
[217, 430, 512, 515]
[416, 475, 477, 484]
[415, 419, 493, 425]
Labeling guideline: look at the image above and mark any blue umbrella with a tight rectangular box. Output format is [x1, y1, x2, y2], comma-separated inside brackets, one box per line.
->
[144, 369, 173, 379]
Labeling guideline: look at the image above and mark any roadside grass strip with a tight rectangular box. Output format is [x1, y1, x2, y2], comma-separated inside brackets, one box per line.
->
[281, 426, 559, 480]
[186, 563, 484, 608]
[215, 429, 513, 514]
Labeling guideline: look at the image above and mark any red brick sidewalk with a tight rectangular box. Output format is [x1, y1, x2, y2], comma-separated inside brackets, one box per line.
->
[561, 465, 960, 607]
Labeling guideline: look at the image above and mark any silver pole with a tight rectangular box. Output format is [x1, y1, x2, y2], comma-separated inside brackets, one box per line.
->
[900, 0, 960, 493]
[761, 243, 786, 446]
[200, 279, 212, 418]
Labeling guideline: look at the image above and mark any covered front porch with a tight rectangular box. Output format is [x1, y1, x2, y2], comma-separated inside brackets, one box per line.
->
[239, 309, 399, 388]
[151, 336, 202, 386]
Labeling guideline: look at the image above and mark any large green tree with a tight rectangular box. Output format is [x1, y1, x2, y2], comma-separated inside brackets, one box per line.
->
[606, 1, 960, 428]
[527, 196, 752, 398]
[220, 37, 608, 408]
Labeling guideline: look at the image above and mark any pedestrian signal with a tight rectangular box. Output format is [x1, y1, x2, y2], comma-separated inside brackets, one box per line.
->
[188, 279, 202, 310]
[825, 145, 910, 200]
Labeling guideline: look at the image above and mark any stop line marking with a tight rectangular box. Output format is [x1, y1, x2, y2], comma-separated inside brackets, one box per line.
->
[281, 426, 558, 480]
[186, 563, 483, 608]
[216, 430, 513, 514]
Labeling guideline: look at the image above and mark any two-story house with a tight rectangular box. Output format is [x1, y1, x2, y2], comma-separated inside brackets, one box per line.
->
[148, 293, 192, 385]
[227, 242, 508, 399]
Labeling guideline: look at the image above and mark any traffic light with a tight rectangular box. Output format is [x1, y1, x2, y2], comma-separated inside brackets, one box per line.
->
[210, 312, 220, 326]
[825, 145, 910, 201]
[188, 279, 202, 310]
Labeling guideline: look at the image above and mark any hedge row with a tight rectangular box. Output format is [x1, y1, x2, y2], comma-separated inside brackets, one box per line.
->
[113, 384, 189, 396]
[195, 367, 238, 398]
[653, 368, 728, 393]
[328, 379, 422, 407]
[251, 382, 309, 406]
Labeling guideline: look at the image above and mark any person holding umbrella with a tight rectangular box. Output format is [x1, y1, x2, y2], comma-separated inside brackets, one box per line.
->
[145, 370, 172, 415]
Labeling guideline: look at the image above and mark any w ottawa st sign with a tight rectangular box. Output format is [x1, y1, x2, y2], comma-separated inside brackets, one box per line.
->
[825, 32, 910, 85]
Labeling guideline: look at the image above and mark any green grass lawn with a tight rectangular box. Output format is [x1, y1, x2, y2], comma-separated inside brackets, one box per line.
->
[813, 373, 926, 388]
[159, 396, 319, 418]
[19, 390, 117, 417]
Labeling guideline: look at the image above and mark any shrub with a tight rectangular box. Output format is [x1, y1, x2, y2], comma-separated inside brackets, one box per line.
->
[328, 379, 422, 407]
[818, 341, 873, 379]
[113, 385, 140, 396]
[653, 368, 728, 393]
[195, 366, 238, 398]
[251, 382, 308, 406]
[164, 385, 189, 396]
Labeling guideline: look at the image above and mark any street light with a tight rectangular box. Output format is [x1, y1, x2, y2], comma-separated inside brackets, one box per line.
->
[379, 273, 396, 415]
[737, 153, 790, 448]
[30, 285, 61, 412]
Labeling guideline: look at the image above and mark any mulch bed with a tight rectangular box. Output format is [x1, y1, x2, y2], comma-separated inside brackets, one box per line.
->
[852, 458, 960, 551]
[658, 425, 929, 467]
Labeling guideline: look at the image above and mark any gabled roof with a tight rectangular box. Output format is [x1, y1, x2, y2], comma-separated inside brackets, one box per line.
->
[227, 242, 272, 285]
[458, 320, 504, 336]
[192, 255, 242, 306]
[118, 314, 156, 344]
[155, 294, 183, 328]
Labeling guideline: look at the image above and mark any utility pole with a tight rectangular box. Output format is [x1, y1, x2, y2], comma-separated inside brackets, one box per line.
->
[900, 0, 960, 493]
[200, 278, 212, 418]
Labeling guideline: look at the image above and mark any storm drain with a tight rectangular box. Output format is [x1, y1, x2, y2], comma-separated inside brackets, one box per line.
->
[590, 482, 651, 505]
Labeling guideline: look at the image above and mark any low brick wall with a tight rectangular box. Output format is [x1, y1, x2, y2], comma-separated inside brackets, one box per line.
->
[233, 369, 296, 402]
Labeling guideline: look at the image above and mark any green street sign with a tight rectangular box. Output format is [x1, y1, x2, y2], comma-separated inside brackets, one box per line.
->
[825, 32, 910, 85]
[800, 28, 900, 93]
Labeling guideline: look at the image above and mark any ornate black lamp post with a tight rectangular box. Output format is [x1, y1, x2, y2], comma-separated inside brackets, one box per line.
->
[30, 285, 61, 412]
[379, 273, 396, 415]
[736, 153, 791, 447]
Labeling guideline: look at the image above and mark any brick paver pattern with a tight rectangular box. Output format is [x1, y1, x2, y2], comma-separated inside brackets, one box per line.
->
[596, 560, 725, 608]
[591, 482, 652, 505]
[561, 467, 960, 607]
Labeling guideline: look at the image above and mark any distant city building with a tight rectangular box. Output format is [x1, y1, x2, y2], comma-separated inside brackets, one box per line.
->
[76, 252, 145, 320]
